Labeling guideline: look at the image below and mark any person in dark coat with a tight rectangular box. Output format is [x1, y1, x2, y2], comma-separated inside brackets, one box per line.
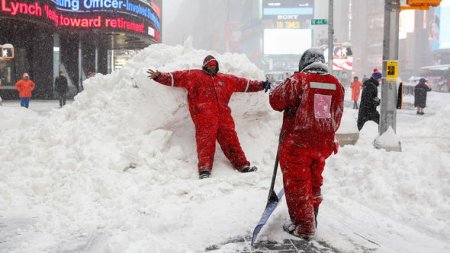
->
[54, 71, 69, 107]
[397, 82, 403, 109]
[357, 69, 381, 130]
[414, 78, 431, 115]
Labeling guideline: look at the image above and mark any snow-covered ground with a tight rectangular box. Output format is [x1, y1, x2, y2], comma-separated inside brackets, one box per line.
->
[0, 43, 449, 253]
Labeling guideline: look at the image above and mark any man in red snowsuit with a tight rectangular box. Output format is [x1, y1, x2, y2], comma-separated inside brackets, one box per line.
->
[269, 49, 344, 238]
[147, 55, 271, 179]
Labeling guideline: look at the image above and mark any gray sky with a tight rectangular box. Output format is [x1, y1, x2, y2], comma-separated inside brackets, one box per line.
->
[162, 0, 186, 45]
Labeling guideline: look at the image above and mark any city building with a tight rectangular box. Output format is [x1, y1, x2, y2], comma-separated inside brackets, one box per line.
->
[0, 0, 162, 99]
[351, 0, 385, 79]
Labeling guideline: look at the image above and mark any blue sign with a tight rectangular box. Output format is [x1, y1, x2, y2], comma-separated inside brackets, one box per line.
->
[53, 0, 161, 30]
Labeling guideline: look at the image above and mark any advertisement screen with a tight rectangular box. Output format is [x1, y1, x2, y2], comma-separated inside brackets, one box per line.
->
[0, 0, 161, 41]
[262, 0, 314, 29]
[439, 0, 450, 49]
[264, 29, 311, 55]
[431, 0, 450, 50]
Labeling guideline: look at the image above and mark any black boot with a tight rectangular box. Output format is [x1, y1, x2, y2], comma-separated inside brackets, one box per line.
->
[241, 166, 257, 173]
[314, 207, 319, 228]
[199, 170, 211, 179]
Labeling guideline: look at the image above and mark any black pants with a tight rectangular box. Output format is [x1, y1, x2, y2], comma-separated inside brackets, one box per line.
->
[357, 111, 380, 130]
[353, 100, 359, 109]
[58, 93, 67, 107]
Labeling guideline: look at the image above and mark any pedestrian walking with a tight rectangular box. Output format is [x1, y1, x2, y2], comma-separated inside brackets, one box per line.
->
[414, 78, 431, 115]
[54, 71, 69, 107]
[357, 69, 381, 130]
[350, 76, 362, 109]
[87, 71, 96, 78]
[0, 77, 3, 106]
[15, 73, 35, 108]
[397, 82, 403, 109]
[362, 75, 369, 83]
[147, 55, 271, 179]
[269, 48, 344, 239]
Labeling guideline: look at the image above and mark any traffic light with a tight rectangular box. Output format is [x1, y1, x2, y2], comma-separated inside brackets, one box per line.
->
[402, 0, 441, 10]
[407, 0, 441, 7]
[0, 44, 14, 60]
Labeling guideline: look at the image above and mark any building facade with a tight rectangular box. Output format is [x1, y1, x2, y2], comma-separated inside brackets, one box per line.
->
[351, 0, 384, 79]
[0, 0, 162, 99]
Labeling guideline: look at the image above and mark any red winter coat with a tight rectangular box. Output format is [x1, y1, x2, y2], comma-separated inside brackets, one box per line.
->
[350, 81, 362, 101]
[269, 71, 344, 236]
[270, 72, 344, 152]
[15, 79, 36, 98]
[154, 57, 264, 172]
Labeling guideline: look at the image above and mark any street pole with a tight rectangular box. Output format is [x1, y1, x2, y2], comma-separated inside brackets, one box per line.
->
[328, 0, 333, 72]
[377, 0, 402, 151]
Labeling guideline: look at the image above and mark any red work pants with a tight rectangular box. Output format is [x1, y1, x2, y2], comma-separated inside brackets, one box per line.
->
[280, 146, 332, 235]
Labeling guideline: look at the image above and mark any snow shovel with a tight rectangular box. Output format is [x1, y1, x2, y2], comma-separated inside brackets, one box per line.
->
[251, 152, 284, 246]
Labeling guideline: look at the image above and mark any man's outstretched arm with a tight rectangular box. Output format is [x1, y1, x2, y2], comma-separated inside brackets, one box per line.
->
[147, 69, 190, 88]
[231, 75, 270, 93]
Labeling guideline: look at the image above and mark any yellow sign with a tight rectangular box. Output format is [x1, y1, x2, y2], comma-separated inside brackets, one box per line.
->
[386, 60, 398, 81]
[407, 0, 441, 7]
[402, 0, 441, 10]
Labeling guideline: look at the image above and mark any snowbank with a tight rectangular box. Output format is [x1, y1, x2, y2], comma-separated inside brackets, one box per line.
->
[0, 42, 449, 253]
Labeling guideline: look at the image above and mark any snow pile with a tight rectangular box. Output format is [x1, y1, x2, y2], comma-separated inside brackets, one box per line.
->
[336, 109, 359, 134]
[0, 42, 449, 253]
[0, 43, 280, 252]
[373, 126, 402, 150]
[0, 106, 38, 130]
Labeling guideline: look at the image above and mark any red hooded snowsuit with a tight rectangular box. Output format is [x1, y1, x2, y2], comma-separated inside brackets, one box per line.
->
[153, 56, 264, 173]
[270, 56, 344, 237]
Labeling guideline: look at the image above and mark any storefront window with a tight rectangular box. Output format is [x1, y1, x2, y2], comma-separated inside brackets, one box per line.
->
[0, 61, 13, 86]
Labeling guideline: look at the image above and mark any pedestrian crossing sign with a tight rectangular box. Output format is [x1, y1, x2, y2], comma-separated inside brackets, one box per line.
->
[386, 60, 398, 81]
[0, 44, 14, 60]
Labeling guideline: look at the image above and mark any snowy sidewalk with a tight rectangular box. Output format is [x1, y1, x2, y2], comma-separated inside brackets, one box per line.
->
[206, 236, 340, 253]
[1, 99, 73, 115]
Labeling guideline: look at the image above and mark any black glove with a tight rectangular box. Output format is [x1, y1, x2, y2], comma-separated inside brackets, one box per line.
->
[262, 80, 271, 93]
[374, 97, 380, 106]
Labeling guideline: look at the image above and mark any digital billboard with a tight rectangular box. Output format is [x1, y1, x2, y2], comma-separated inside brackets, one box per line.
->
[263, 0, 314, 29]
[262, 1, 313, 56]
[0, 0, 161, 41]
[264, 28, 311, 55]
[431, 0, 450, 50]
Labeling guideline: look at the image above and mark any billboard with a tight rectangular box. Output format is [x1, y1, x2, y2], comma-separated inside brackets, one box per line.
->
[263, 0, 314, 56]
[0, 0, 161, 41]
[264, 29, 311, 55]
[262, 0, 314, 29]
[323, 44, 353, 71]
[432, 0, 450, 50]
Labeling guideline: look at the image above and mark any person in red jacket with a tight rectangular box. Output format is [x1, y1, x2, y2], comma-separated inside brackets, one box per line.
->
[269, 48, 344, 239]
[147, 55, 271, 179]
[350, 76, 362, 109]
[15, 73, 36, 108]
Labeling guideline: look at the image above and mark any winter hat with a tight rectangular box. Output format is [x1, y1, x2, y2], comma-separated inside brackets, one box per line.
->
[202, 55, 219, 75]
[372, 68, 382, 79]
[298, 48, 326, 72]
[203, 55, 218, 68]
[419, 78, 427, 83]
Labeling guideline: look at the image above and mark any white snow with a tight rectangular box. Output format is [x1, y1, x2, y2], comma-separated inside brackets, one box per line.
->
[373, 126, 402, 150]
[336, 109, 359, 134]
[0, 43, 449, 253]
